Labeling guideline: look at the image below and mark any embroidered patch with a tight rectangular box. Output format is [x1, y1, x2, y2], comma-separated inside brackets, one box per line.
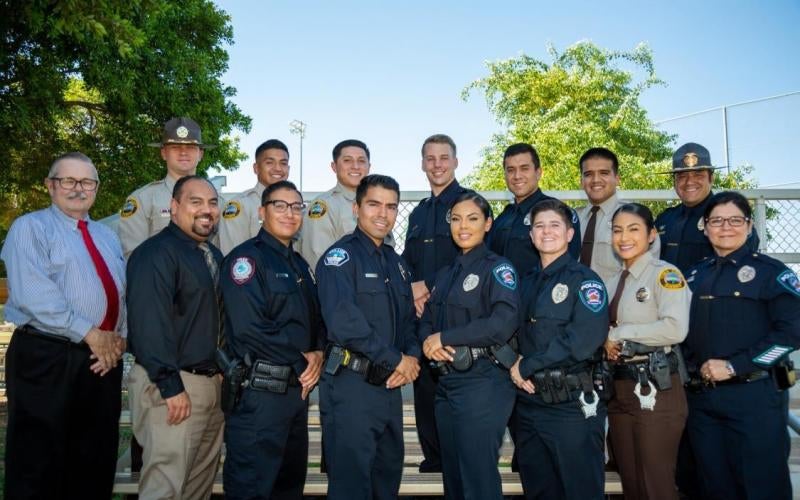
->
[231, 257, 255, 285]
[777, 269, 800, 297]
[493, 263, 517, 290]
[551, 283, 568, 304]
[463, 274, 480, 292]
[308, 200, 328, 219]
[658, 268, 686, 289]
[753, 345, 793, 366]
[737, 265, 756, 283]
[120, 197, 138, 218]
[324, 247, 349, 267]
[223, 200, 242, 219]
[579, 280, 606, 312]
[636, 287, 651, 302]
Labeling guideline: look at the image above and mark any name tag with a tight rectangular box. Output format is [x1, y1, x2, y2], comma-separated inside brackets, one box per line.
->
[365, 273, 378, 278]
[275, 273, 289, 278]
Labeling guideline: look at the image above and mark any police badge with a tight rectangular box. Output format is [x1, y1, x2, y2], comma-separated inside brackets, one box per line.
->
[551, 283, 568, 304]
[737, 265, 756, 283]
[463, 274, 479, 292]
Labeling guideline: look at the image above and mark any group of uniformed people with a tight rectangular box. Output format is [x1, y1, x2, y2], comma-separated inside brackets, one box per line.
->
[4, 117, 800, 500]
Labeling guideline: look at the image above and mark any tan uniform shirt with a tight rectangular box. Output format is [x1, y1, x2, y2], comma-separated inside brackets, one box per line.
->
[118, 176, 176, 258]
[578, 193, 661, 285]
[218, 183, 265, 255]
[607, 252, 690, 346]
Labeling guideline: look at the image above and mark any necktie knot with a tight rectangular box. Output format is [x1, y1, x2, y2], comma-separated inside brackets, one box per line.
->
[590, 206, 600, 215]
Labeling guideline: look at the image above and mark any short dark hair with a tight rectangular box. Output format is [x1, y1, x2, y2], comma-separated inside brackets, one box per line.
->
[451, 190, 493, 219]
[422, 134, 457, 157]
[356, 174, 399, 205]
[255, 139, 289, 160]
[333, 139, 370, 162]
[704, 191, 752, 221]
[579, 147, 619, 174]
[612, 203, 655, 232]
[529, 199, 574, 229]
[261, 180, 302, 206]
[503, 143, 541, 169]
[172, 175, 216, 200]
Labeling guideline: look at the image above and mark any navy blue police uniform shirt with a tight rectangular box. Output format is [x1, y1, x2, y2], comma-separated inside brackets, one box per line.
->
[401, 180, 469, 289]
[488, 189, 582, 277]
[417, 243, 519, 348]
[683, 245, 800, 376]
[315, 227, 421, 371]
[656, 193, 761, 273]
[516, 252, 609, 380]
[220, 228, 326, 376]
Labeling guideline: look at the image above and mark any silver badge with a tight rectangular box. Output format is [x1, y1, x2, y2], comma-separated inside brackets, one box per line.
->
[398, 263, 407, 281]
[176, 126, 189, 138]
[636, 287, 651, 302]
[737, 265, 756, 283]
[697, 218, 704, 231]
[445, 209, 451, 224]
[523, 213, 531, 226]
[552, 283, 569, 304]
[463, 274, 479, 291]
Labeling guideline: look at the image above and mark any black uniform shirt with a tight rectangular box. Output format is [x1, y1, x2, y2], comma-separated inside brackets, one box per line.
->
[684, 244, 800, 375]
[488, 189, 582, 276]
[655, 192, 761, 273]
[401, 180, 469, 289]
[315, 227, 420, 371]
[517, 252, 609, 380]
[418, 243, 519, 347]
[127, 222, 222, 398]
[220, 229, 325, 376]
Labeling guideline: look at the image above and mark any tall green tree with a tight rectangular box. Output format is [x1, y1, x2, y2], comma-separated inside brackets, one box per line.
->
[0, 0, 251, 235]
[462, 41, 750, 194]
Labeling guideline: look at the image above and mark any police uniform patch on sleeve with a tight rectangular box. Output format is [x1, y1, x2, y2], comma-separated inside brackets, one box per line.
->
[777, 269, 800, 297]
[324, 247, 349, 267]
[492, 263, 517, 290]
[120, 197, 138, 218]
[658, 268, 686, 289]
[752, 345, 793, 366]
[231, 257, 255, 285]
[579, 280, 606, 312]
[308, 200, 328, 219]
[223, 200, 242, 219]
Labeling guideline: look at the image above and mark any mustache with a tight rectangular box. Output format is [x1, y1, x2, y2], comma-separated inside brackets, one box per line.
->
[66, 192, 88, 200]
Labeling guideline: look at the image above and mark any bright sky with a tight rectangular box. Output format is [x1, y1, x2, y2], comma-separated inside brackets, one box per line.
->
[211, 0, 800, 194]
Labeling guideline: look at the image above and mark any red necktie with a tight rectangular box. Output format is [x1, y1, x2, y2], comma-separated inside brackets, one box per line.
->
[78, 220, 120, 331]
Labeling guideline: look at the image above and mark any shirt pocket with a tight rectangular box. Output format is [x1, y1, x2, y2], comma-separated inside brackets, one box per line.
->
[355, 273, 390, 322]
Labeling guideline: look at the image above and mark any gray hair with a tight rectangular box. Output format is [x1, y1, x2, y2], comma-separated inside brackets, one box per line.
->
[48, 152, 97, 178]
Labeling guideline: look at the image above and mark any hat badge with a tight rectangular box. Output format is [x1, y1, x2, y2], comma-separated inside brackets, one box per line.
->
[176, 126, 189, 138]
[683, 152, 699, 168]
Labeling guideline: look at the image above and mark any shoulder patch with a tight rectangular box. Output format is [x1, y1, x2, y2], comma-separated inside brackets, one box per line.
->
[308, 200, 328, 219]
[492, 263, 517, 290]
[231, 256, 256, 285]
[579, 280, 606, 312]
[658, 268, 686, 289]
[120, 197, 138, 218]
[777, 269, 800, 297]
[223, 200, 242, 219]
[324, 247, 349, 267]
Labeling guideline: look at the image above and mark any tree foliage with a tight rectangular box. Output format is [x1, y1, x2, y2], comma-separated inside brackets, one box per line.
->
[0, 0, 251, 236]
[462, 41, 753, 196]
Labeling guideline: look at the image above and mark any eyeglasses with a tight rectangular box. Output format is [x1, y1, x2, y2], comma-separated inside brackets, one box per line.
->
[705, 216, 750, 228]
[49, 177, 99, 191]
[264, 200, 306, 215]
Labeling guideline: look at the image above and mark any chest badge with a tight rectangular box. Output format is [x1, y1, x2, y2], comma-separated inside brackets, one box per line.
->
[737, 265, 756, 283]
[697, 218, 704, 231]
[445, 209, 452, 224]
[523, 213, 531, 226]
[636, 287, 651, 302]
[463, 273, 480, 292]
[552, 283, 569, 304]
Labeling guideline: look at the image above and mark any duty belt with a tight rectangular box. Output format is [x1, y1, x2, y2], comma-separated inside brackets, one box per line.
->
[323, 344, 393, 386]
[431, 346, 494, 376]
[247, 358, 299, 394]
[613, 351, 680, 380]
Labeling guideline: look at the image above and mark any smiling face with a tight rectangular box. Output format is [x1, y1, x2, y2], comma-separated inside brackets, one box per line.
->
[504, 152, 542, 202]
[161, 144, 204, 179]
[581, 156, 619, 205]
[612, 211, 657, 268]
[422, 142, 458, 194]
[259, 187, 303, 246]
[46, 158, 99, 220]
[254, 147, 290, 187]
[450, 199, 492, 253]
[332, 146, 370, 190]
[170, 178, 220, 241]
[674, 169, 713, 207]
[355, 185, 398, 246]
[705, 202, 752, 257]
[530, 209, 574, 258]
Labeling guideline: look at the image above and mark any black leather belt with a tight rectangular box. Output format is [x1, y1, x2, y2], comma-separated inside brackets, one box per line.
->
[612, 352, 680, 381]
[17, 324, 90, 351]
[182, 364, 221, 377]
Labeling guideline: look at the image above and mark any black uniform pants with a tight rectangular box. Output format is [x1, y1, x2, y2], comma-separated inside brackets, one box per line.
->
[435, 359, 515, 500]
[320, 369, 404, 500]
[4, 328, 122, 500]
[223, 384, 309, 499]
[687, 378, 791, 500]
[413, 361, 442, 472]
[515, 391, 606, 500]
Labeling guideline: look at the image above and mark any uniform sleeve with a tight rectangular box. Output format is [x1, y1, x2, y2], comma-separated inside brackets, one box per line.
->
[315, 249, 403, 370]
[117, 193, 150, 259]
[609, 267, 690, 346]
[649, 232, 662, 260]
[217, 198, 249, 255]
[728, 266, 800, 374]
[401, 281, 422, 359]
[519, 275, 609, 379]
[299, 201, 338, 270]
[440, 262, 520, 347]
[1, 217, 94, 342]
[126, 245, 184, 398]
[567, 209, 582, 259]
[220, 251, 308, 375]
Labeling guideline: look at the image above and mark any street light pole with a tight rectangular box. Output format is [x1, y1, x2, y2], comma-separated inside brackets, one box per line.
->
[289, 119, 307, 191]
